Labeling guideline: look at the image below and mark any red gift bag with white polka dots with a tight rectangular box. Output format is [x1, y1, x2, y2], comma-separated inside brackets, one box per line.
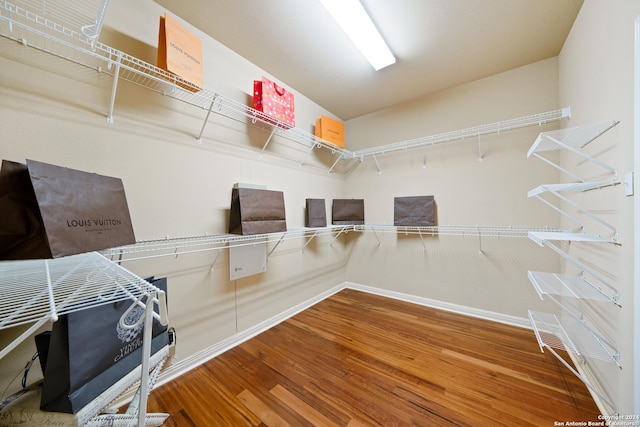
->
[253, 77, 295, 129]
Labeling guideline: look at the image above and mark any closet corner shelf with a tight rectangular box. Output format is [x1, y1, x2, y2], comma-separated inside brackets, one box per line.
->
[527, 271, 619, 305]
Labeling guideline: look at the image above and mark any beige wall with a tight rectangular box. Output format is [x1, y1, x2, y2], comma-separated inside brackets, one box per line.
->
[558, 0, 640, 416]
[344, 58, 563, 318]
[0, 0, 350, 397]
[1, 0, 637, 418]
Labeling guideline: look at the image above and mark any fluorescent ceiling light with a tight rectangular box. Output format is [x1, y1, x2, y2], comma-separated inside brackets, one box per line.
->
[319, 0, 396, 71]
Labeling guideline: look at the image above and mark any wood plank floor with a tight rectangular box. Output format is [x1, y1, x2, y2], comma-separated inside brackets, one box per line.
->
[146, 289, 601, 426]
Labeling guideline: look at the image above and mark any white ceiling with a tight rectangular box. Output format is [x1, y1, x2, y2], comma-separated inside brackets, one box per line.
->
[153, 0, 583, 121]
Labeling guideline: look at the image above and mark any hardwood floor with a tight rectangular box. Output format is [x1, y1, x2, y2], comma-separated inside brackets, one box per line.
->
[146, 289, 601, 426]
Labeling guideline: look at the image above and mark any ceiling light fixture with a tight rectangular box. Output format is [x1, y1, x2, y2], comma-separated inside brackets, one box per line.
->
[318, 0, 396, 71]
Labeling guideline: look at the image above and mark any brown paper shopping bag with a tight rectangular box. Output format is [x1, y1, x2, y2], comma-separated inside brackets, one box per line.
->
[228, 187, 287, 235]
[393, 196, 436, 226]
[332, 199, 364, 225]
[157, 13, 203, 92]
[0, 159, 136, 260]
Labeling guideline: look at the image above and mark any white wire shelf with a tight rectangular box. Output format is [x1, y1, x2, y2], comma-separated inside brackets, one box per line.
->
[527, 233, 620, 307]
[527, 120, 620, 156]
[528, 231, 616, 245]
[103, 226, 356, 263]
[527, 120, 619, 183]
[0, 0, 111, 46]
[354, 107, 571, 159]
[527, 271, 619, 305]
[527, 181, 619, 197]
[528, 310, 618, 412]
[354, 225, 565, 254]
[0, 251, 167, 362]
[0, 251, 163, 329]
[529, 310, 620, 365]
[356, 224, 563, 238]
[0, 0, 573, 174]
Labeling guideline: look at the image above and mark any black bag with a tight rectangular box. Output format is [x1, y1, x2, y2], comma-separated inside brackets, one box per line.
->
[0, 159, 136, 260]
[228, 187, 287, 235]
[39, 278, 169, 414]
[393, 196, 436, 227]
[305, 199, 327, 227]
[332, 199, 365, 225]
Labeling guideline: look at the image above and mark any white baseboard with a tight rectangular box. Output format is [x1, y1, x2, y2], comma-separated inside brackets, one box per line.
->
[344, 282, 532, 330]
[155, 283, 345, 388]
[155, 281, 532, 390]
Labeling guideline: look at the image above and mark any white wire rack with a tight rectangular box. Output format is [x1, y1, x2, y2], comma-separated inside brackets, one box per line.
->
[353, 107, 571, 159]
[0, 0, 573, 174]
[528, 271, 619, 306]
[0, 251, 167, 358]
[353, 225, 565, 254]
[103, 226, 356, 264]
[528, 310, 618, 413]
[0, 251, 170, 426]
[0, 0, 111, 46]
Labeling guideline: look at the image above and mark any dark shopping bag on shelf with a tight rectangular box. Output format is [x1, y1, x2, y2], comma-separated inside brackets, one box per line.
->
[394, 195, 436, 227]
[229, 187, 287, 235]
[315, 115, 345, 147]
[305, 198, 327, 228]
[39, 278, 169, 414]
[332, 199, 365, 225]
[253, 76, 295, 129]
[157, 13, 203, 92]
[0, 159, 136, 260]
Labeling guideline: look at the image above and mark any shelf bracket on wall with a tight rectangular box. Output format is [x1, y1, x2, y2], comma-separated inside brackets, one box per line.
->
[330, 226, 349, 246]
[327, 153, 345, 174]
[209, 248, 223, 272]
[477, 135, 483, 162]
[301, 230, 319, 252]
[197, 96, 218, 144]
[299, 143, 317, 168]
[372, 154, 382, 174]
[260, 128, 277, 157]
[266, 231, 287, 259]
[106, 50, 122, 124]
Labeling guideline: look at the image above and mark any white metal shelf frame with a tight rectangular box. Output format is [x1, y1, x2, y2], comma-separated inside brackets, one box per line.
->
[527, 121, 620, 240]
[103, 225, 357, 266]
[354, 224, 564, 254]
[528, 310, 618, 414]
[0, 0, 573, 174]
[528, 271, 620, 306]
[0, 251, 170, 426]
[0, 251, 168, 358]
